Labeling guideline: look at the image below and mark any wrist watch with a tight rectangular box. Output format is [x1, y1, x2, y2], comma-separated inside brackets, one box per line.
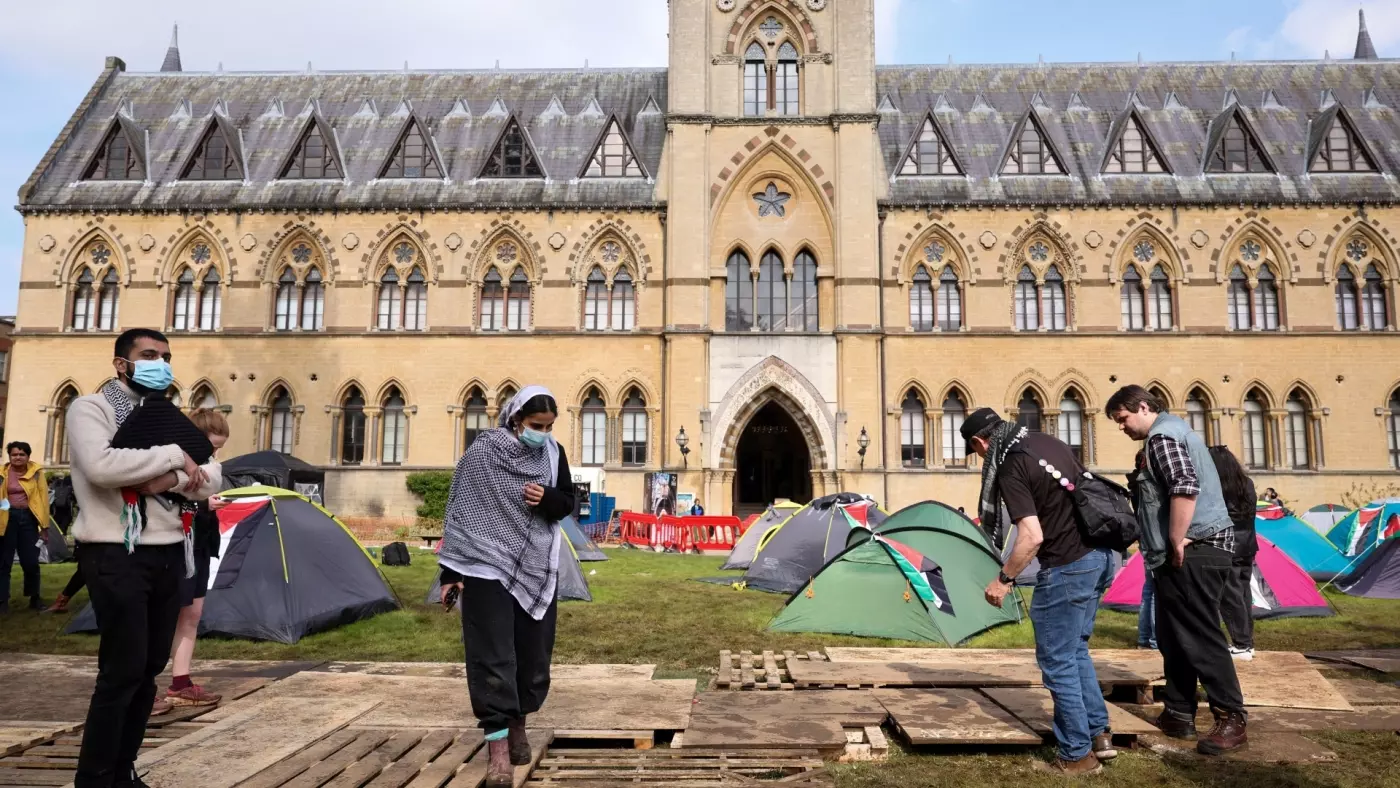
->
[998, 571, 1015, 586]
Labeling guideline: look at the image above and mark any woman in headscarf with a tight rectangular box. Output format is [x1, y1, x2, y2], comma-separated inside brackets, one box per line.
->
[438, 386, 575, 787]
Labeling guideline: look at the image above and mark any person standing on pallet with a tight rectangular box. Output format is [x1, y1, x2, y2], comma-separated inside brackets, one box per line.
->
[437, 386, 576, 787]
[1106, 384, 1247, 755]
[962, 407, 1117, 777]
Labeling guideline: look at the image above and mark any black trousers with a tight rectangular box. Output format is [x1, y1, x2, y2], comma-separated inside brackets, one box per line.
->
[75, 543, 183, 788]
[1219, 561, 1255, 649]
[460, 576, 557, 733]
[1, 508, 42, 605]
[1152, 543, 1246, 716]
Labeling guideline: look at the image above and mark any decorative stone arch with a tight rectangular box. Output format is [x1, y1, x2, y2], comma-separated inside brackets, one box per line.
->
[158, 220, 238, 285]
[724, 0, 820, 55]
[1239, 380, 1278, 410]
[455, 378, 491, 407]
[1103, 212, 1191, 283]
[260, 378, 298, 406]
[492, 379, 523, 418]
[721, 240, 761, 273]
[258, 219, 340, 282]
[466, 218, 544, 283]
[711, 132, 834, 212]
[1281, 379, 1324, 411]
[899, 223, 971, 285]
[1213, 215, 1298, 284]
[1142, 379, 1175, 410]
[617, 378, 658, 408]
[1001, 219, 1080, 284]
[252, 378, 304, 451]
[894, 212, 981, 285]
[572, 377, 614, 408]
[574, 231, 643, 296]
[938, 379, 977, 409]
[1003, 370, 1053, 416]
[1053, 378, 1097, 411]
[1321, 217, 1399, 283]
[1183, 380, 1220, 410]
[186, 378, 223, 409]
[710, 356, 834, 471]
[334, 378, 370, 405]
[362, 220, 441, 284]
[568, 216, 655, 284]
[893, 379, 935, 410]
[48, 379, 83, 406]
[41, 379, 83, 465]
[57, 225, 131, 285]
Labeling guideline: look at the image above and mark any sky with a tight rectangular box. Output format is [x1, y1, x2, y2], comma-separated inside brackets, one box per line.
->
[0, 0, 1394, 316]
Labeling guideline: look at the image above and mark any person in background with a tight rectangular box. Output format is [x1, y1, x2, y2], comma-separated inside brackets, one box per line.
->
[963, 407, 1116, 776]
[1262, 487, 1280, 505]
[1, 441, 51, 613]
[1106, 384, 1246, 756]
[1125, 450, 1156, 650]
[691, 500, 705, 516]
[437, 386, 576, 788]
[165, 408, 232, 707]
[1209, 445, 1259, 662]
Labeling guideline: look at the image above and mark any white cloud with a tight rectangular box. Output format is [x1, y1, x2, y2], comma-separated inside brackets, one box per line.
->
[1229, 0, 1400, 60]
[875, 0, 903, 63]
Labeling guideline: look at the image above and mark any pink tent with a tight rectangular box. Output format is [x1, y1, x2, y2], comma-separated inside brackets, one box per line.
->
[1101, 537, 1333, 619]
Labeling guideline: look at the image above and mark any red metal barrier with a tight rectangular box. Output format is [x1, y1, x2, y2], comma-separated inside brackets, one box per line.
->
[613, 512, 743, 552]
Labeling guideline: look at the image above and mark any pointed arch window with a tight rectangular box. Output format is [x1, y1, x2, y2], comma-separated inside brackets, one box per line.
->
[611, 270, 636, 330]
[1017, 389, 1043, 432]
[621, 389, 648, 466]
[1209, 111, 1271, 173]
[281, 121, 341, 179]
[84, 123, 144, 180]
[1058, 390, 1085, 462]
[1148, 265, 1173, 330]
[404, 267, 427, 330]
[1254, 265, 1280, 330]
[583, 267, 608, 330]
[267, 388, 295, 454]
[172, 268, 197, 330]
[482, 118, 542, 177]
[1283, 390, 1313, 470]
[936, 265, 962, 331]
[900, 118, 960, 175]
[744, 43, 768, 117]
[1121, 264, 1146, 330]
[790, 250, 818, 331]
[198, 268, 222, 331]
[191, 384, 217, 410]
[900, 390, 927, 467]
[301, 268, 325, 330]
[48, 386, 80, 464]
[581, 388, 607, 466]
[1104, 115, 1166, 173]
[725, 250, 755, 331]
[381, 118, 443, 178]
[97, 268, 120, 331]
[182, 122, 242, 180]
[480, 267, 505, 330]
[775, 42, 799, 115]
[1337, 263, 1361, 330]
[941, 390, 968, 466]
[72, 268, 96, 331]
[376, 267, 401, 330]
[585, 119, 643, 177]
[1227, 265, 1252, 330]
[381, 387, 408, 465]
[1311, 113, 1375, 172]
[340, 387, 366, 465]
[1043, 265, 1067, 331]
[274, 269, 298, 331]
[1003, 116, 1063, 174]
[1363, 264, 1388, 330]
[506, 267, 531, 330]
[756, 250, 786, 331]
[1185, 388, 1211, 444]
[1014, 265, 1039, 330]
[1242, 391, 1268, 470]
[1387, 389, 1400, 470]
[910, 265, 934, 331]
[463, 388, 489, 453]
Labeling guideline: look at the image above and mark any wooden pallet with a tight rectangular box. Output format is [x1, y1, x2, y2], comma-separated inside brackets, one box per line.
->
[525, 748, 832, 786]
[715, 650, 827, 690]
[0, 720, 211, 788]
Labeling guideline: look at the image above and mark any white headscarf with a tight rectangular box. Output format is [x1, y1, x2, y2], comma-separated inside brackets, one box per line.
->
[498, 384, 561, 486]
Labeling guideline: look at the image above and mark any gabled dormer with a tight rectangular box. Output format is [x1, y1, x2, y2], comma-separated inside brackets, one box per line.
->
[479, 114, 544, 179]
[82, 116, 147, 181]
[180, 115, 244, 181]
[379, 115, 445, 179]
[897, 114, 962, 176]
[279, 116, 344, 180]
[1000, 109, 1065, 175]
[1308, 105, 1377, 173]
[1205, 105, 1273, 174]
[582, 116, 645, 178]
[1102, 108, 1169, 174]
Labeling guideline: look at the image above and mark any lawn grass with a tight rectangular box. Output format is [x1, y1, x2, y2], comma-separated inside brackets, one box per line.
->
[8, 549, 1400, 787]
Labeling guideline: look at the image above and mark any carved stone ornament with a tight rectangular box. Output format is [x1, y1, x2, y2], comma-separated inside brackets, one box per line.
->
[1296, 229, 1317, 248]
[716, 0, 735, 10]
[1083, 230, 1103, 249]
[548, 232, 567, 251]
[342, 232, 359, 251]
[445, 232, 463, 251]
[38, 234, 55, 252]
[807, 0, 827, 9]
[1189, 229, 1209, 249]
[138, 234, 156, 252]
[979, 230, 997, 250]
[240, 233, 257, 251]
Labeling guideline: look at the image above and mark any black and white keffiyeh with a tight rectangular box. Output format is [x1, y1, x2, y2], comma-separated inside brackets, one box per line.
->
[977, 421, 1028, 536]
[438, 386, 561, 619]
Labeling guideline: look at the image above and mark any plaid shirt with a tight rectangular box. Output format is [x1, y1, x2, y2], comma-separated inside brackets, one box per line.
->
[1146, 434, 1235, 552]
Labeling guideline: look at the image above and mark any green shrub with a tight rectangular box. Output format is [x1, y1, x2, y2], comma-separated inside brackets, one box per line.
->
[406, 471, 453, 520]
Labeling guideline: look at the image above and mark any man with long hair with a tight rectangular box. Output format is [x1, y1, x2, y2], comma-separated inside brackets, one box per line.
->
[1106, 384, 1246, 755]
[1208, 445, 1259, 661]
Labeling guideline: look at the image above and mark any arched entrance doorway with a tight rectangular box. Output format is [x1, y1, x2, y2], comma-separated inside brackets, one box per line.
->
[733, 401, 812, 514]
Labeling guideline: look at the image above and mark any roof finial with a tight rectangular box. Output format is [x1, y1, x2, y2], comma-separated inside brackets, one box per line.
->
[160, 23, 182, 72]
[1356, 7, 1379, 59]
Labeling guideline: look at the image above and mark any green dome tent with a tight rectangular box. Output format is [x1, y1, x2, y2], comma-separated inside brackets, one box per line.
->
[768, 501, 1021, 645]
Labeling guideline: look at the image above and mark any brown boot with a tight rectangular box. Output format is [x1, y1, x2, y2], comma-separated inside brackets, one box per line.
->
[507, 718, 531, 765]
[1091, 732, 1117, 761]
[484, 739, 513, 787]
[1032, 753, 1103, 776]
[41, 594, 70, 615]
[1197, 709, 1247, 756]
[1154, 707, 1197, 740]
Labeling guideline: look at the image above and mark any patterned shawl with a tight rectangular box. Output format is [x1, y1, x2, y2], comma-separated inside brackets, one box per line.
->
[977, 421, 1029, 538]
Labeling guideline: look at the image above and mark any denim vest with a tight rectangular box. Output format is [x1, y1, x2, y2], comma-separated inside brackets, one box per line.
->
[1135, 412, 1234, 570]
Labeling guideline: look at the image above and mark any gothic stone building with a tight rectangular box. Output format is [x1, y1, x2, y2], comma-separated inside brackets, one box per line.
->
[10, 1, 1400, 519]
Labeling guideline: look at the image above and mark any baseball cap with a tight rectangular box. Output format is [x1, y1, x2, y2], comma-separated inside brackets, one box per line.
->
[959, 407, 1004, 453]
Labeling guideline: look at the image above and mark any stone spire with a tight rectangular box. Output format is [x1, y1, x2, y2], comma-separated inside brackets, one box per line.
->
[1355, 8, 1378, 60]
[160, 24, 182, 72]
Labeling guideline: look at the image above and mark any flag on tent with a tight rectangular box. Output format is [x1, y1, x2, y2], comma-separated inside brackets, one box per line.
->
[877, 535, 954, 614]
[1327, 500, 1400, 557]
[727, 493, 886, 594]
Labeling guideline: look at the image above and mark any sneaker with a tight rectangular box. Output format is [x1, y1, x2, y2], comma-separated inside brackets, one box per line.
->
[1032, 753, 1103, 776]
[1092, 732, 1117, 761]
[166, 684, 222, 707]
[1229, 647, 1255, 661]
[1154, 708, 1197, 740]
[151, 698, 173, 717]
[1197, 709, 1247, 755]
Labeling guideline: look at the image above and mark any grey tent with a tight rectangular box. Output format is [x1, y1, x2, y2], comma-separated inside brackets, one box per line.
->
[738, 493, 886, 593]
[68, 488, 397, 643]
[220, 451, 326, 503]
[720, 502, 803, 571]
[561, 515, 607, 562]
[427, 536, 594, 606]
[39, 522, 72, 563]
[1337, 536, 1400, 599]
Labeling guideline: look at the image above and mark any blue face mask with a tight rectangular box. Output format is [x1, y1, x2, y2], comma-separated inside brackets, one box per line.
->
[519, 428, 549, 449]
[126, 359, 174, 392]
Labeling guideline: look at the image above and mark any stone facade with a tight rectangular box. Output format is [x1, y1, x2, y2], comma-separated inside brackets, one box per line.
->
[9, 0, 1400, 518]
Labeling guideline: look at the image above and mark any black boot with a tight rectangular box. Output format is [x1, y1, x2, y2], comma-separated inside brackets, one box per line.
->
[28, 596, 45, 611]
[1155, 707, 1198, 740]
[508, 718, 531, 765]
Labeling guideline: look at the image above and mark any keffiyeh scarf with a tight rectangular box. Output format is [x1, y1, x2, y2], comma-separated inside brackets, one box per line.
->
[976, 421, 1029, 540]
[437, 386, 561, 620]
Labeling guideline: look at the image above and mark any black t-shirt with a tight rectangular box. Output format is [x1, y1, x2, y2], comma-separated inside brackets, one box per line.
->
[997, 432, 1092, 569]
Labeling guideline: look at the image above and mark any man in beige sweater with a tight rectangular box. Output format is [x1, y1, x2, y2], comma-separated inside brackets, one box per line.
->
[70, 328, 221, 788]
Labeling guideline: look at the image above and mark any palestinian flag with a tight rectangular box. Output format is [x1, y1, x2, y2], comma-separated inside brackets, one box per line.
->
[877, 535, 954, 615]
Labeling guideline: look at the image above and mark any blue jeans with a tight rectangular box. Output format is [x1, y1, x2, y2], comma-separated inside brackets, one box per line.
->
[1138, 570, 1157, 649]
[1030, 547, 1114, 761]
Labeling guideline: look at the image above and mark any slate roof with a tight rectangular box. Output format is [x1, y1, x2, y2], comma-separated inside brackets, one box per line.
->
[875, 60, 1400, 207]
[22, 68, 667, 211]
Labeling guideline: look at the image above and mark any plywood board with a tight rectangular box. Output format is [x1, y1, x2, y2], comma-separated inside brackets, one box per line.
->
[1327, 677, 1400, 707]
[310, 663, 655, 681]
[1235, 652, 1353, 711]
[789, 660, 1040, 688]
[689, 691, 887, 726]
[0, 724, 81, 757]
[527, 680, 695, 732]
[132, 696, 376, 788]
[1118, 703, 1400, 733]
[980, 688, 1158, 736]
[824, 648, 1164, 685]
[1307, 649, 1400, 674]
[681, 715, 847, 750]
[872, 689, 1041, 745]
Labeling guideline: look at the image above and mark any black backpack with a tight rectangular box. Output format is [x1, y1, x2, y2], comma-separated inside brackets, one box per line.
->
[381, 541, 412, 566]
[1012, 446, 1140, 552]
